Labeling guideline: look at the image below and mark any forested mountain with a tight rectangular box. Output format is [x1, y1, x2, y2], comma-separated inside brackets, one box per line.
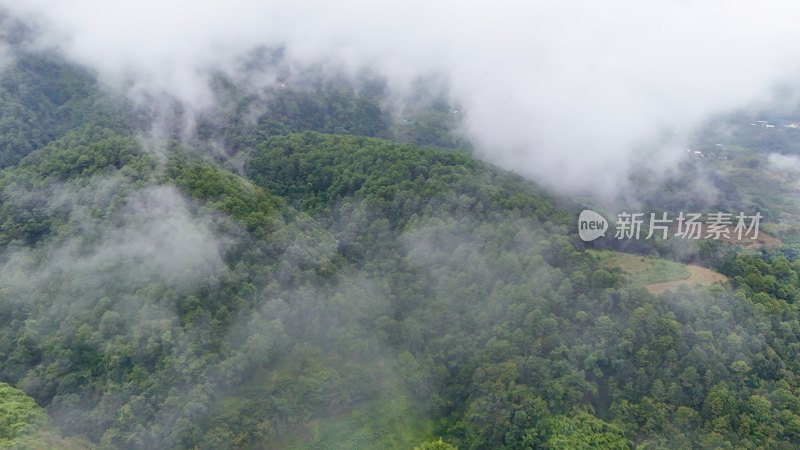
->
[3, 45, 800, 450]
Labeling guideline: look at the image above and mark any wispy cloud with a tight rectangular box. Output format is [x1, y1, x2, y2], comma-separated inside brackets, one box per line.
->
[5, 0, 800, 196]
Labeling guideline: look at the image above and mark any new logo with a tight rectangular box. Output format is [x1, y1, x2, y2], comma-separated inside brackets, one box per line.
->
[578, 210, 608, 241]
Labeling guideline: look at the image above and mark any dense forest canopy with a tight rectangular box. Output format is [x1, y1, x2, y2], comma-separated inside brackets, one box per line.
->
[2, 24, 800, 450]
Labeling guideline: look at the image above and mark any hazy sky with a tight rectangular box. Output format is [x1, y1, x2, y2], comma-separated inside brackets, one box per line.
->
[6, 0, 800, 196]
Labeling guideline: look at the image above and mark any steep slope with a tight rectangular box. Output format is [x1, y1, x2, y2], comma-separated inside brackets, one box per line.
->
[0, 52, 129, 169]
[4, 51, 800, 450]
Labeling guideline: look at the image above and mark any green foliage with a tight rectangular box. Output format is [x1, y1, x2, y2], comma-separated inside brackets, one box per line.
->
[723, 253, 800, 306]
[246, 131, 560, 224]
[0, 382, 45, 447]
[166, 157, 285, 238]
[5, 53, 800, 450]
[415, 437, 458, 450]
[0, 53, 129, 168]
[544, 413, 631, 449]
[16, 126, 149, 181]
[198, 71, 468, 154]
[0, 126, 152, 246]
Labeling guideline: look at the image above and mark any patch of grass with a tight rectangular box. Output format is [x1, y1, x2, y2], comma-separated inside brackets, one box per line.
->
[589, 250, 728, 294]
[646, 265, 727, 294]
[589, 250, 691, 285]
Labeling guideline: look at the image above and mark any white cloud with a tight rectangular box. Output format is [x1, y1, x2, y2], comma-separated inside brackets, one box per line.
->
[768, 153, 800, 170]
[0, 183, 228, 301]
[5, 0, 800, 196]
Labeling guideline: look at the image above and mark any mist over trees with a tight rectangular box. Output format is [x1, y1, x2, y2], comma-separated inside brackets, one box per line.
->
[2, 7, 800, 450]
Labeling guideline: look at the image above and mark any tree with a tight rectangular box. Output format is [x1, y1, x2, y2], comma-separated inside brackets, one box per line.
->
[544, 413, 631, 450]
[415, 437, 458, 450]
[0, 382, 45, 446]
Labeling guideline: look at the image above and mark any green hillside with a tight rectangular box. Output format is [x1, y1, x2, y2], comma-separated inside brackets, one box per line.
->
[3, 48, 800, 450]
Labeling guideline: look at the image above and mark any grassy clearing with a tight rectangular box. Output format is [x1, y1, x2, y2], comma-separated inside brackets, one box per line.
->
[590, 250, 691, 285]
[645, 265, 727, 294]
[589, 249, 727, 293]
